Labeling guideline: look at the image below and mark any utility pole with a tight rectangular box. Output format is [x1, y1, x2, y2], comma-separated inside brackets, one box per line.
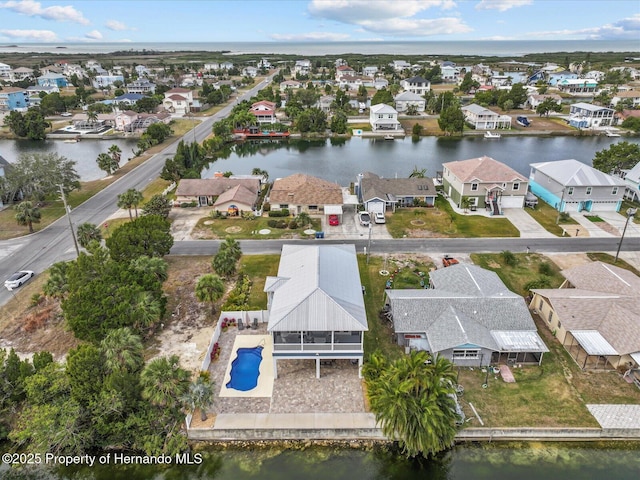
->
[615, 208, 637, 263]
[59, 184, 80, 257]
[366, 223, 372, 264]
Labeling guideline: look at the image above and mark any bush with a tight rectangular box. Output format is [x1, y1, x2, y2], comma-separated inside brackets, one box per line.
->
[500, 250, 517, 266]
[288, 220, 298, 229]
[559, 212, 571, 222]
[180, 201, 198, 208]
[538, 262, 553, 276]
[267, 219, 277, 228]
[412, 123, 424, 135]
[276, 220, 287, 229]
[263, 202, 271, 212]
[524, 275, 552, 291]
[268, 209, 290, 217]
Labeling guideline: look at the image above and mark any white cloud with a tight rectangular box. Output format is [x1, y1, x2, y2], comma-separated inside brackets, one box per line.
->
[475, 0, 532, 11]
[528, 14, 640, 40]
[0, 28, 58, 41]
[0, 0, 89, 24]
[307, 0, 468, 37]
[105, 19, 131, 31]
[270, 31, 351, 41]
[85, 29, 103, 40]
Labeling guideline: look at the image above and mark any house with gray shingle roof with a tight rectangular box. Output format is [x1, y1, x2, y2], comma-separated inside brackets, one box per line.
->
[265, 244, 368, 378]
[461, 103, 511, 130]
[357, 172, 436, 214]
[529, 159, 626, 213]
[531, 262, 640, 371]
[442, 156, 528, 213]
[268, 173, 343, 215]
[174, 177, 260, 207]
[385, 264, 548, 367]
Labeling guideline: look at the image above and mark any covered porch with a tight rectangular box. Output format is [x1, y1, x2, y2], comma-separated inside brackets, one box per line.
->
[563, 330, 621, 370]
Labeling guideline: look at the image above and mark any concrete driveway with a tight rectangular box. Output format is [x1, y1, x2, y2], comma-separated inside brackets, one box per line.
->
[320, 206, 393, 240]
[502, 208, 555, 238]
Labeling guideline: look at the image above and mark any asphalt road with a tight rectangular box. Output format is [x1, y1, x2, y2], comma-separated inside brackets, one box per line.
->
[0, 74, 276, 305]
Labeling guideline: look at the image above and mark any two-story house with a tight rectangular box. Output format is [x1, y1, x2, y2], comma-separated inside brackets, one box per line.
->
[127, 79, 156, 94]
[294, 59, 312, 77]
[249, 100, 276, 124]
[369, 103, 401, 132]
[461, 104, 511, 130]
[335, 65, 355, 81]
[394, 91, 425, 113]
[529, 159, 626, 213]
[400, 76, 430, 95]
[162, 87, 194, 115]
[37, 72, 68, 88]
[265, 244, 368, 379]
[442, 156, 528, 214]
[557, 78, 598, 95]
[0, 87, 29, 111]
[569, 102, 615, 129]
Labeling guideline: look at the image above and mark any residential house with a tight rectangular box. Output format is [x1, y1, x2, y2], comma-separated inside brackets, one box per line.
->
[294, 59, 312, 77]
[391, 60, 411, 72]
[135, 65, 150, 77]
[26, 85, 59, 97]
[547, 70, 578, 86]
[62, 64, 85, 78]
[338, 75, 365, 90]
[335, 65, 355, 81]
[93, 74, 125, 89]
[114, 110, 170, 132]
[127, 79, 156, 94]
[490, 71, 528, 86]
[461, 104, 512, 130]
[394, 91, 426, 113]
[369, 103, 401, 132]
[373, 77, 389, 90]
[583, 70, 605, 81]
[242, 66, 258, 78]
[362, 66, 378, 78]
[265, 244, 368, 379]
[111, 93, 144, 107]
[249, 100, 276, 124]
[9, 67, 33, 82]
[525, 93, 562, 110]
[335, 58, 347, 67]
[0, 62, 11, 78]
[279, 79, 303, 92]
[557, 78, 598, 94]
[174, 177, 260, 209]
[529, 159, 626, 213]
[356, 172, 436, 214]
[0, 87, 29, 111]
[441, 156, 528, 213]
[317, 95, 334, 113]
[569, 102, 615, 128]
[441, 65, 460, 83]
[385, 264, 548, 367]
[258, 58, 272, 69]
[71, 113, 114, 131]
[531, 262, 640, 371]
[611, 90, 640, 108]
[204, 62, 220, 72]
[268, 173, 343, 215]
[219, 62, 234, 70]
[400, 76, 430, 95]
[37, 72, 68, 88]
[162, 87, 194, 115]
[623, 161, 640, 202]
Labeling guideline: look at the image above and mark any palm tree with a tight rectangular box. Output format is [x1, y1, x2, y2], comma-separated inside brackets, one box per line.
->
[182, 372, 215, 421]
[195, 274, 225, 315]
[76, 222, 102, 248]
[42, 261, 70, 299]
[212, 249, 237, 278]
[87, 110, 99, 124]
[364, 351, 459, 458]
[96, 152, 118, 175]
[219, 237, 242, 261]
[117, 188, 143, 219]
[130, 256, 169, 282]
[140, 355, 191, 409]
[14, 201, 41, 233]
[409, 165, 427, 178]
[460, 196, 473, 213]
[131, 291, 163, 330]
[109, 143, 122, 166]
[101, 327, 144, 375]
[251, 168, 269, 182]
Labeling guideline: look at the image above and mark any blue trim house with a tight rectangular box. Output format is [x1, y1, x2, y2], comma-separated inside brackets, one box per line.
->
[37, 72, 68, 88]
[529, 159, 626, 213]
[0, 87, 29, 111]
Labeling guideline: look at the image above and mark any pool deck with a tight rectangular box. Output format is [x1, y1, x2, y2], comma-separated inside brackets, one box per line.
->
[220, 335, 274, 398]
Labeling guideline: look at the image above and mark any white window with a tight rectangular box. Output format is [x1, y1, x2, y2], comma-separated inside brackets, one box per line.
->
[471, 183, 478, 191]
[567, 187, 574, 195]
[513, 182, 520, 191]
[586, 187, 592, 195]
[453, 349, 479, 360]
[612, 187, 618, 195]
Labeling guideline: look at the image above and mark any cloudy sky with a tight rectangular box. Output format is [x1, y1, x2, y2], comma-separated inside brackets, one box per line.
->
[0, 0, 638, 43]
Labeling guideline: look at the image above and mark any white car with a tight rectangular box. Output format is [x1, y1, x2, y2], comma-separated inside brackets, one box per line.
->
[358, 211, 371, 227]
[4, 270, 35, 290]
[60, 112, 72, 117]
[374, 212, 386, 224]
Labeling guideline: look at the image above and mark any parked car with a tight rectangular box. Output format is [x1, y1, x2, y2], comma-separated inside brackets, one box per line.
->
[60, 112, 72, 117]
[328, 214, 339, 226]
[4, 270, 35, 290]
[374, 212, 386, 224]
[358, 211, 371, 227]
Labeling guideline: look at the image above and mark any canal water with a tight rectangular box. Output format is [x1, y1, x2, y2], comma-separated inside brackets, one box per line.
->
[1, 136, 639, 184]
[1, 443, 638, 479]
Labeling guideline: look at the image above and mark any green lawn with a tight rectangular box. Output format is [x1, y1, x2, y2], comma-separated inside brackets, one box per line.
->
[585, 215, 603, 222]
[238, 255, 279, 309]
[621, 199, 640, 224]
[193, 215, 321, 240]
[386, 197, 520, 238]
[524, 201, 578, 236]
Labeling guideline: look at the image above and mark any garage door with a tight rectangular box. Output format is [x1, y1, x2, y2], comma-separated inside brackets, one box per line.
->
[501, 196, 524, 208]
[367, 201, 385, 214]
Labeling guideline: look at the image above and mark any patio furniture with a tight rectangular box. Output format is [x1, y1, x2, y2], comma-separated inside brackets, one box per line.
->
[238, 318, 245, 330]
[252, 318, 259, 330]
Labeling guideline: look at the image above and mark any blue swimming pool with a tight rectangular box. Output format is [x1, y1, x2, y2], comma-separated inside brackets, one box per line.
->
[226, 346, 264, 391]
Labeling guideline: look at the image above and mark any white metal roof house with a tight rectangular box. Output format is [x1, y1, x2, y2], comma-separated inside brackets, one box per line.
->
[529, 159, 626, 213]
[569, 102, 615, 129]
[385, 264, 548, 367]
[265, 244, 368, 379]
[623, 161, 640, 202]
[369, 103, 401, 132]
[394, 91, 426, 113]
[461, 104, 511, 130]
[531, 262, 640, 371]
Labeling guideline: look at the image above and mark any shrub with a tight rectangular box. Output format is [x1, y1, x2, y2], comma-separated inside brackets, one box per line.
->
[538, 262, 553, 276]
[559, 212, 571, 222]
[412, 123, 424, 135]
[500, 250, 517, 266]
[276, 220, 287, 229]
[268, 209, 290, 217]
[524, 275, 552, 291]
[180, 201, 198, 208]
[267, 219, 277, 228]
[288, 220, 298, 229]
[263, 202, 271, 212]
[210, 342, 221, 361]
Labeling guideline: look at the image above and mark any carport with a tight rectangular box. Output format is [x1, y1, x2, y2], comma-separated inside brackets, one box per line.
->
[324, 205, 343, 222]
